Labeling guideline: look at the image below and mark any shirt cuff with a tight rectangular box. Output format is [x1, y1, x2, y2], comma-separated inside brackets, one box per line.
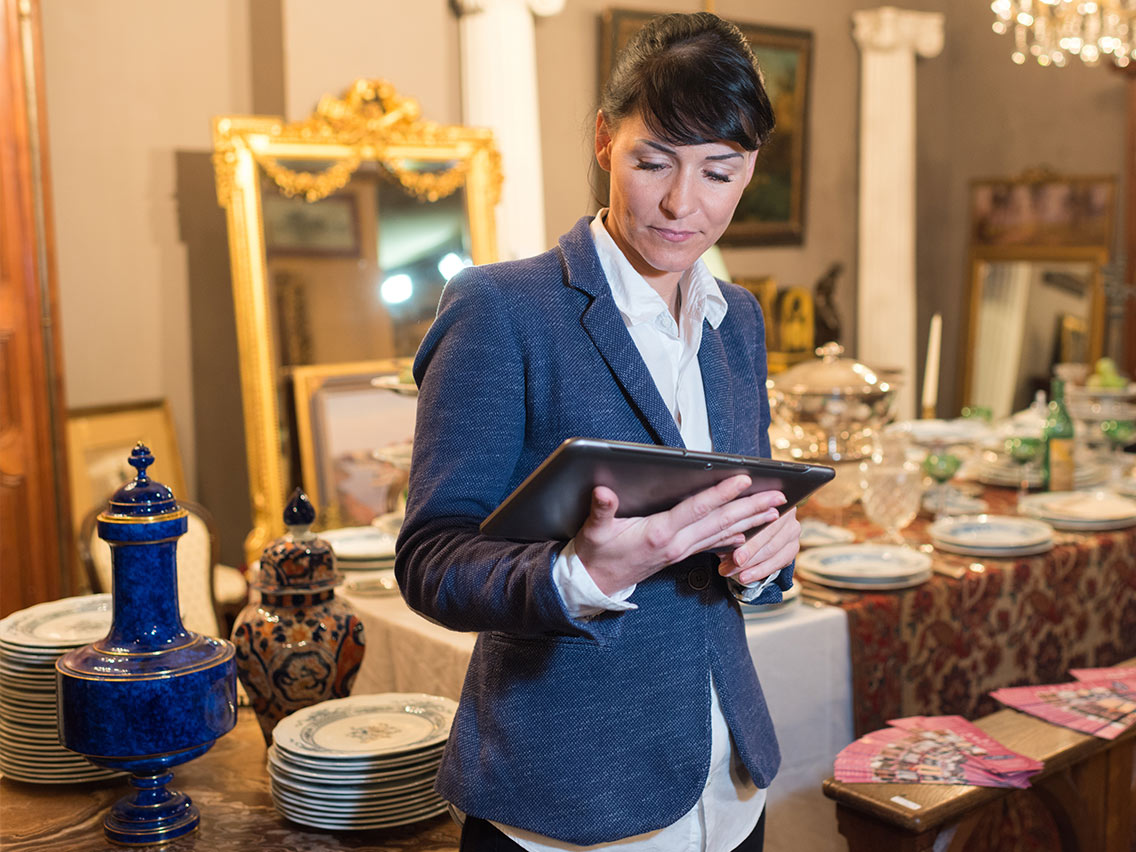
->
[729, 568, 782, 604]
[552, 539, 638, 620]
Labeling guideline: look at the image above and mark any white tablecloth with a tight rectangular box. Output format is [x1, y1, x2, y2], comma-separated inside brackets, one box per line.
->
[341, 587, 853, 852]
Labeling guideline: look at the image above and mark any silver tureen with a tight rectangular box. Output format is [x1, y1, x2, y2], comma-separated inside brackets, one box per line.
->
[767, 342, 902, 462]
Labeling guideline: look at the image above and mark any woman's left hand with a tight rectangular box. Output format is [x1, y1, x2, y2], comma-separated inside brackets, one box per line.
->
[716, 507, 801, 586]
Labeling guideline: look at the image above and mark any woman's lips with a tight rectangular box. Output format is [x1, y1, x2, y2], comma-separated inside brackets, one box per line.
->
[651, 226, 697, 242]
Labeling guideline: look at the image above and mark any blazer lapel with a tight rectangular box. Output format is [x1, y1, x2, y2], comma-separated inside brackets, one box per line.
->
[697, 320, 735, 453]
[558, 219, 685, 448]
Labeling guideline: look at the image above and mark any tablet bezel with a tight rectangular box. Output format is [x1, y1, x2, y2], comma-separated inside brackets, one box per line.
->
[479, 437, 835, 542]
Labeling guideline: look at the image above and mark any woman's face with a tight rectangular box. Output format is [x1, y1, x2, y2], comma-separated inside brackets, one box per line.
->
[595, 109, 756, 291]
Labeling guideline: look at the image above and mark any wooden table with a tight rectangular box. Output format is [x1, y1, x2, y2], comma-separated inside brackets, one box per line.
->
[0, 708, 460, 852]
[822, 658, 1136, 852]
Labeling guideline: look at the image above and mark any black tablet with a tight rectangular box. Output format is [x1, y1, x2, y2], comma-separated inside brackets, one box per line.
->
[480, 437, 835, 542]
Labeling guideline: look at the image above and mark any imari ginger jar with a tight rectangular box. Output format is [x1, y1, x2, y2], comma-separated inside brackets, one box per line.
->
[56, 444, 237, 846]
[231, 488, 366, 742]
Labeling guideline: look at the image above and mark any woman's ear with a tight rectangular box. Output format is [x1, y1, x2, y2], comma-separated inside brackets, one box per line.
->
[594, 111, 613, 172]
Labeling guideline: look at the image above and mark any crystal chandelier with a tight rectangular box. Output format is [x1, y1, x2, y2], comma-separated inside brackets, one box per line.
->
[990, 0, 1135, 67]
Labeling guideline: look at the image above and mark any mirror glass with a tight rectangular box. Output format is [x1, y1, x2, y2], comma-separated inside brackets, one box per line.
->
[962, 172, 1114, 420]
[968, 258, 1097, 420]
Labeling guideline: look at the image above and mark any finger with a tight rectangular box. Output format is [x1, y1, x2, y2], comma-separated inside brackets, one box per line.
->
[723, 510, 800, 574]
[679, 489, 786, 545]
[666, 475, 752, 527]
[588, 486, 619, 524]
[737, 539, 800, 585]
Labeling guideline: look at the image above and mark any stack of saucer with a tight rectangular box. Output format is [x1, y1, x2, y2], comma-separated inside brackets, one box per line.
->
[322, 526, 397, 571]
[974, 454, 1106, 490]
[928, 515, 1055, 557]
[1018, 491, 1136, 531]
[0, 594, 120, 783]
[796, 544, 932, 591]
[267, 693, 457, 829]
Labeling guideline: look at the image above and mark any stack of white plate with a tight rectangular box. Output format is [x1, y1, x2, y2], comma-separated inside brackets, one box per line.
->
[795, 544, 932, 591]
[1018, 491, 1136, 531]
[928, 515, 1055, 557]
[267, 693, 456, 829]
[322, 526, 397, 571]
[975, 454, 1107, 489]
[0, 594, 120, 783]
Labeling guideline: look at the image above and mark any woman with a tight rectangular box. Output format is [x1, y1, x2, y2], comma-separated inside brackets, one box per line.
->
[396, 12, 800, 851]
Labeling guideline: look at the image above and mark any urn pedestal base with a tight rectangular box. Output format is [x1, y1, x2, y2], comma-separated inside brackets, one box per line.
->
[103, 771, 199, 846]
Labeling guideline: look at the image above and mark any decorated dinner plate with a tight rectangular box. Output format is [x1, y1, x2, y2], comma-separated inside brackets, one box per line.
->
[796, 544, 932, 583]
[273, 799, 448, 831]
[741, 582, 802, 620]
[798, 519, 856, 548]
[0, 595, 111, 649]
[795, 566, 932, 591]
[922, 491, 988, 517]
[1018, 491, 1136, 529]
[928, 515, 1053, 549]
[887, 418, 995, 446]
[271, 693, 457, 759]
[321, 528, 397, 561]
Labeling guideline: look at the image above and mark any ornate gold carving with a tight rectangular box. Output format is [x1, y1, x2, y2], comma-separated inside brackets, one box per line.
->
[212, 80, 502, 562]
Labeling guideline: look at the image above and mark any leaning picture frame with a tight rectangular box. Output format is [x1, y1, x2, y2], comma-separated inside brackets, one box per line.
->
[262, 190, 362, 257]
[66, 399, 187, 538]
[291, 358, 418, 529]
[598, 8, 812, 246]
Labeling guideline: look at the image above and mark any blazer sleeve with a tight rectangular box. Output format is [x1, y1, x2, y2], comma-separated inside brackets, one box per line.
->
[394, 266, 604, 640]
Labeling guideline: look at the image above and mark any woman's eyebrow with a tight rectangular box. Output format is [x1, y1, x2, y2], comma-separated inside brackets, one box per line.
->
[638, 139, 743, 161]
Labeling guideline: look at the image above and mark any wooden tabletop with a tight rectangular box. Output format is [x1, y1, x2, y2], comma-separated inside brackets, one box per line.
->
[822, 655, 1136, 835]
[0, 708, 461, 852]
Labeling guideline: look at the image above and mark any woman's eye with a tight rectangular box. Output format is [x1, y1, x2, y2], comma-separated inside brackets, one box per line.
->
[635, 161, 666, 172]
[705, 171, 732, 183]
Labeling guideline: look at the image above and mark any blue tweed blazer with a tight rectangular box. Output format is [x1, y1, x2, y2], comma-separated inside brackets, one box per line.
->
[396, 217, 789, 844]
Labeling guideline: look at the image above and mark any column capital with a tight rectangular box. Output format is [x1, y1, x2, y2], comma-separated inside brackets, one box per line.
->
[852, 6, 944, 58]
[453, 0, 564, 17]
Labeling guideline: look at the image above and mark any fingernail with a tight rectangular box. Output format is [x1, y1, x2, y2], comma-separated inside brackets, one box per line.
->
[773, 492, 787, 506]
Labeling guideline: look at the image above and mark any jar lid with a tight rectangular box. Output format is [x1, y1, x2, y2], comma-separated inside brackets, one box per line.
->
[104, 443, 179, 517]
[770, 342, 900, 396]
[254, 488, 341, 592]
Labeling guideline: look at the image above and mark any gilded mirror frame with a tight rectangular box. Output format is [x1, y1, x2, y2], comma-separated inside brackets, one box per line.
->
[959, 171, 1115, 415]
[212, 79, 502, 561]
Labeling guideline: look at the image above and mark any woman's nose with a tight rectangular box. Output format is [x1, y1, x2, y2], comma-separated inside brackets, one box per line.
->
[660, 172, 697, 219]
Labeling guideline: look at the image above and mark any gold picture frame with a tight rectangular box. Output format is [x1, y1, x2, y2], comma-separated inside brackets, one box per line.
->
[291, 358, 416, 529]
[213, 79, 502, 561]
[65, 399, 186, 539]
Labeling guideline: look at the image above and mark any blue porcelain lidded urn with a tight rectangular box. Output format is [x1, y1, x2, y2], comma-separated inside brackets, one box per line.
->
[56, 444, 237, 846]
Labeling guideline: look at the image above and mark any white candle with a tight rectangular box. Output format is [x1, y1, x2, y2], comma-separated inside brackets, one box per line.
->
[922, 313, 942, 417]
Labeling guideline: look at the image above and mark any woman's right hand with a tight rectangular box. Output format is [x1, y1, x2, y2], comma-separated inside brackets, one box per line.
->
[573, 475, 786, 596]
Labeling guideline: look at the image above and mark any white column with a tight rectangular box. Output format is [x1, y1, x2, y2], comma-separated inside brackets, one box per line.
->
[455, 0, 563, 261]
[852, 7, 943, 420]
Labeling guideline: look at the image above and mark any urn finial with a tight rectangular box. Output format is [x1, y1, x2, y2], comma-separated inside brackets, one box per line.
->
[284, 487, 316, 528]
[106, 443, 178, 517]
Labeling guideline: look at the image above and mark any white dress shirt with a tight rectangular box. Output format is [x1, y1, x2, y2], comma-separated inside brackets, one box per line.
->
[489, 213, 768, 851]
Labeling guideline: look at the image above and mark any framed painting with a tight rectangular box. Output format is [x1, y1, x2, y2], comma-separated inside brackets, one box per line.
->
[263, 190, 361, 257]
[598, 8, 812, 246]
[970, 174, 1117, 248]
[290, 358, 417, 529]
[66, 399, 186, 537]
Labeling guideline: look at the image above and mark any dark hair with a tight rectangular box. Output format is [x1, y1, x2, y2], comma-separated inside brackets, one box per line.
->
[600, 12, 775, 151]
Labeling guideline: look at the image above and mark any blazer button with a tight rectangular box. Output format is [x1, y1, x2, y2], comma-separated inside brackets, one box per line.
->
[687, 567, 710, 591]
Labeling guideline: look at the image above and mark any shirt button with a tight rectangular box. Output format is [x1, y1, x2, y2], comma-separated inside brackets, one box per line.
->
[687, 567, 710, 590]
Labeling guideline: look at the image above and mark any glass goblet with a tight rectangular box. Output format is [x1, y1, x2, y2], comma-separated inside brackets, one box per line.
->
[921, 450, 962, 520]
[1100, 419, 1135, 488]
[810, 461, 863, 527]
[860, 461, 925, 545]
[1004, 436, 1042, 509]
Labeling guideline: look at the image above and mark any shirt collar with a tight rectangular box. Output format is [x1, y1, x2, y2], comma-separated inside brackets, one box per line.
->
[589, 211, 727, 330]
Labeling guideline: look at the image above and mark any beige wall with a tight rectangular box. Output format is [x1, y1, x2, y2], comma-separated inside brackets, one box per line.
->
[39, 0, 1128, 562]
[41, 0, 253, 498]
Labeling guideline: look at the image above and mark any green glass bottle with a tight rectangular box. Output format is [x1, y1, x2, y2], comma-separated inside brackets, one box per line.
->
[1042, 377, 1075, 492]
